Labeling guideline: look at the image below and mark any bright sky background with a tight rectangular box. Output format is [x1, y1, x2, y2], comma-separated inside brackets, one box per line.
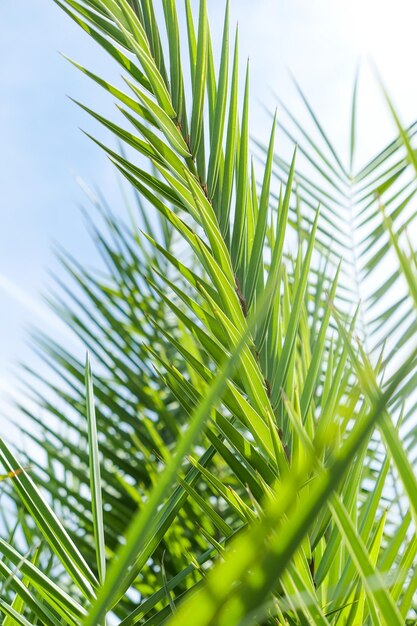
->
[1, 0, 417, 411]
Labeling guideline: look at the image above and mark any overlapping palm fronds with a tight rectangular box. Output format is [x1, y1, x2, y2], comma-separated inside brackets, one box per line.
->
[257, 73, 417, 404]
[256, 74, 417, 532]
[2, 1, 417, 625]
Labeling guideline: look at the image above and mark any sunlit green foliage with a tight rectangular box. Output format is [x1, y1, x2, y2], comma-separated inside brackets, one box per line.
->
[2, 1, 417, 625]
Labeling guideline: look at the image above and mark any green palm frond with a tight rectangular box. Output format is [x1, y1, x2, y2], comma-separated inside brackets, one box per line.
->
[258, 73, 417, 368]
[1, 2, 417, 625]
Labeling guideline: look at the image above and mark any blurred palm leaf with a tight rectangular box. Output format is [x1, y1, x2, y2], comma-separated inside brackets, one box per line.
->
[257, 73, 417, 390]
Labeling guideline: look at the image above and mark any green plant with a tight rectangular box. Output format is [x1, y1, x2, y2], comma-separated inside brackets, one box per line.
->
[2, 1, 417, 624]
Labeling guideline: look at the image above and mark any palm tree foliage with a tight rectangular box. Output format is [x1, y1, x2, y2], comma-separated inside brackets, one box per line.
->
[2, 1, 417, 624]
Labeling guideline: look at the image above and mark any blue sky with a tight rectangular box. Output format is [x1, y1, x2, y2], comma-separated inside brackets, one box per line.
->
[1, 0, 417, 406]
